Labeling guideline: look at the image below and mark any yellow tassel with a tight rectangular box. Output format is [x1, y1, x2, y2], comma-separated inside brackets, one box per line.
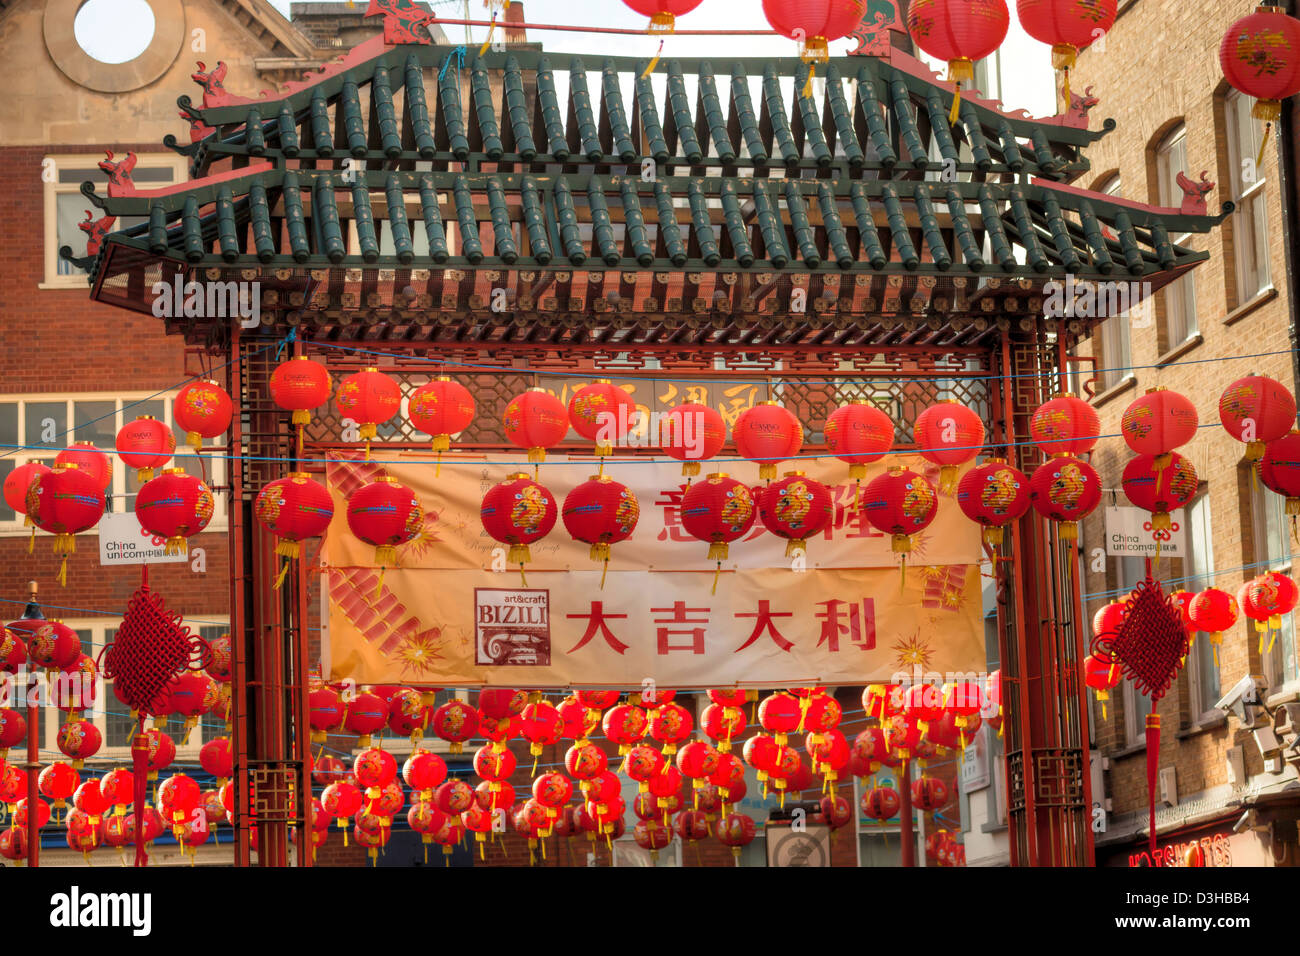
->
[374, 564, 385, 600]
[27, 526, 34, 554]
[58, 555, 68, 587]
[802, 63, 815, 100]
[1257, 123, 1273, 169]
[479, 15, 496, 57]
[600, 559, 609, 590]
[949, 83, 962, 124]
[274, 560, 291, 591]
[641, 40, 664, 79]
[712, 562, 721, 595]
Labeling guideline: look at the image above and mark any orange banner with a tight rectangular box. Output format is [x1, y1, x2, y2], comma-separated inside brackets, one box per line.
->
[322, 454, 987, 688]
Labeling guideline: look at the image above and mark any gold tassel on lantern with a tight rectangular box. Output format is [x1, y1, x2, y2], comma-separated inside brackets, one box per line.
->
[708, 540, 728, 595]
[641, 39, 665, 79]
[798, 34, 828, 99]
[1253, 98, 1281, 167]
[509, 543, 531, 587]
[947, 58, 975, 124]
[939, 465, 959, 496]
[1051, 43, 1077, 109]
[983, 526, 1004, 548]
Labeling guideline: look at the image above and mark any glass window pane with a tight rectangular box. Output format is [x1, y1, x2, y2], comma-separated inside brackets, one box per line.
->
[0, 403, 17, 449]
[24, 401, 66, 451]
[73, 400, 117, 448]
[0, 460, 13, 522]
[56, 193, 91, 275]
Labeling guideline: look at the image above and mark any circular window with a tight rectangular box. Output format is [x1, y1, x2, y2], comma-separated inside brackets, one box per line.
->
[74, 0, 157, 64]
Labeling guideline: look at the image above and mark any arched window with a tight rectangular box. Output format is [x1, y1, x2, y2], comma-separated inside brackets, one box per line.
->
[1154, 124, 1198, 349]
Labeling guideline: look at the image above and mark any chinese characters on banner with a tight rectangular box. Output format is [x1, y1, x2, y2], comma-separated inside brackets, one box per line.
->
[323, 454, 986, 688]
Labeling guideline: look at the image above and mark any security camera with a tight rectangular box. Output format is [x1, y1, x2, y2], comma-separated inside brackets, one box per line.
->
[1215, 675, 1271, 727]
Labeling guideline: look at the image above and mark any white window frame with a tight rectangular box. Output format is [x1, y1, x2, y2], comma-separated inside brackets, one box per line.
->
[1154, 126, 1198, 348]
[1253, 482, 1298, 692]
[0, 391, 228, 535]
[1094, 177, 1133, 392]
[1224, 90, 1273, 305]
[1183, 491, 1222, 724]
[42, 152, 187, 289]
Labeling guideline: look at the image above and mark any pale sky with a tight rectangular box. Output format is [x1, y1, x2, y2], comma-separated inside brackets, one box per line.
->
[74, 0, 1055, 117]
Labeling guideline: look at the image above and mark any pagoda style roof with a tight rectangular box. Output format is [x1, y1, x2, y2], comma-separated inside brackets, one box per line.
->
[69, 23, 1233, 349]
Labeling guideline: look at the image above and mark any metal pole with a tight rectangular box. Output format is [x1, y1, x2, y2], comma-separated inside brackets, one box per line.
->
[22, 581, 41, 867]
[229, 328, 252, 867]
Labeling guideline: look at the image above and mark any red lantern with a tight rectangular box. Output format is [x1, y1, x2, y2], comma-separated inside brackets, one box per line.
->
[565, 741, 609, 786]
[908, 0, 1010, 120]
[1221, 6, 1300, 164]
[347, 476, 423, 569]
[602, 703, 648, 755]
[337, 367, 402, 452]
[199, 738, 233, 786]
[0, 708, 26, 761]
[861, 785, 900, 821]
[136, 469, 214, 554]
[139, 729, 176, 781]
[863, 682, 905, 721]
[649, 700, 693, 755]
[624, 743, 667, 791]
[1121, 388, 1199, 464]
[434, 778, 475, 816]
[733, 402, 803, 481]
[1189, 587, 1239, 665]
[1261, 430, 1300, 513]
[1093, 600, 1130, 639]
[533, 771, 574, 812]
[343, 691, 390, 748]
[1016, 0, 1116, 104]
[0, 826, 27, 862]
[862, 465, 938, 558]
[819, 794, 853, 829]
[914, 402, 986, 495]
[354, 747, 398, 802]
[56, 718, 102, 769]
[309, 686, 346, 744]
[115, 416, 175, 482]
[562, 476, 639, 586]
[676, 739, 721, 788]
[431, 699, 478, 754]
[715, 811, 756, 863]
[386, 687, 428, 741]
[1029, 455, 1101, 540]
[1084, 653, 1122, 718]
[270, 356, 332, 426]
[481, 474, 557, 584]
[15, 619, 80, 671]
[758, 692, 802, 745]
[911, 775, 949, 812]
[0, 627, 24, 675]
[681, 473, 756, 591]
[569, 380, 637, 459]
[956, 458, 1031, 547]
[1219, 375, 1296, 462]
[762, 0, 867, 96]
[520, 700, 564, 758]
[623, 0, 703, 32]
[53, 654, 98, 717]
[756, 472, 832, 558]
[824, 402, 894, 481]
[27, 463, 106, 583]
[407, 377, 475, 465]
[1030, 393, 1100, 458]
[4, 461, 51, 536]
[173, 379, 233, 452]
[55, 443, 112, 492]
[807, 728, 850, 786]
[1121, 452, 1198, 532]
[1243, 572, 1300, 655]
[402, 750, 448, 797]
[255, 473, 333, 561]
[16, 798, 51, 830]
[700, 703, 747, 752]
[659, 403, 726, 478]
[39, 761, 80, 811]
[503, 388, 570, 464]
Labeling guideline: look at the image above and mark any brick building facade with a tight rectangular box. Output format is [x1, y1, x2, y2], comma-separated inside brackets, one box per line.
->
[1071, 0, 1300, 867]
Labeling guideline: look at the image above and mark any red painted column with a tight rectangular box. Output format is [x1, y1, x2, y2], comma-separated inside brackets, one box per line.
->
[898, 758, 915, 867]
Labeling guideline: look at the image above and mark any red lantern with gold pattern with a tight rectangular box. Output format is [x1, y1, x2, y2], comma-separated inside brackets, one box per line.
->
[56, 718, 102, 769]
[914, 402, 986, 495]
[115, 416, 175, 482]
[1189, 587, 1239, 665]
[1030, 455, 1102, 540]
[911, 775, 950, 812]
[1221, 7, 1300, 163]
[957, 458, 1031, 547]
[762, 0, 867, 96]
[1084, 653, 1122, 718]
[270, 356, 332, 426]
[1122, 452, 1198, 532]
[343, 692, 390, 748]
[55, 443, 112, 492]
[908, 0, 1010, 121]
[0, 708, 25, 761]
[681, 473, 756, 591]
[700, 703, 747, 752]
[337, 367, 401, 447]
[563, 475, 639, 586]
[824, 402, 894, 480]
[1030, 393, 1101, 458]
[756, 472, 832, 558]
[402, 750, 448, 798]
[255, 473, 333, 561]
[407, 377, 475, 461]
[503, 388, 570, 464]
[624, 743, 666, 791]
[27, 463, 106, 583]
[1261, 430, 1300, 513]
[862, 785, 900, 821]
[863, 466, 938, 556]
[347, 476, 423, 569]
[173, 379, 233, 452]
[569, 380, 637, 459]
[733, 402, 803, 480]
[136, 469, 214, 555]
[659, 403, 726, 478]
[624, 0, 703, 33]
[432, 699, 478, 754]
[1016, 0, 1117, 105]
[602, 703, 648, 755]
[520, 700, 564, 759]
[715, 810, 756, 863]
[4, 461, 51, 534]
[481, 474, 557, 584]
[565, 741, 609, 790]
[1218, 375, 1296, 461]
[649, 700, 693, 755]
[1121, 387, 1198, 464]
